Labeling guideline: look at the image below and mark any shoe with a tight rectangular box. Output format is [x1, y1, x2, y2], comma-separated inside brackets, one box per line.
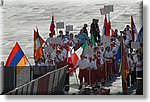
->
[78, 85, 82, 90]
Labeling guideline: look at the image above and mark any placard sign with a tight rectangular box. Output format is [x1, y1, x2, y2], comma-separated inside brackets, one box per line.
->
[104, 6, 110, 14]
[50, 38, 63, 44]
[44, 46, 53, 53]
[108, 5, 114, 12]
[100, 5, 114, 15]
[100, 8, 108, 15]
[66, 25, 73, 31]
[84, 47, 94, 55]
[56, 22, 64, 29]
[131, 42, 140, 49]
[101, 36, 110, 43]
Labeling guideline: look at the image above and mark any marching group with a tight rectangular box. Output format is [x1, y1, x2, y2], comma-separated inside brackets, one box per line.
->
[34, 18, 143, 95]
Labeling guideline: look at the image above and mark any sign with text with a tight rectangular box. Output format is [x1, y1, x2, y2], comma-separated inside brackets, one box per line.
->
[50, 38, 63, 44]
[108, 5, 114, 12]
[100, 8, 108, 15]
[84, 47, 94, 55]
[56, 22, 64, 29]
[101, 36, 110, 43]
[66, 25, 73, 31]
[44, 46, 53, 53]
[100, 5, 114, 15]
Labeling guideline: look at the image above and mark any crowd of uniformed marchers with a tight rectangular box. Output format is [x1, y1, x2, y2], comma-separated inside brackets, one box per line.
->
[34, 19, 143, 95]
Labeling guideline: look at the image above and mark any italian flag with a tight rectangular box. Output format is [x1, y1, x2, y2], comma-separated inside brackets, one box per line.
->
[71, 41, 88, 66]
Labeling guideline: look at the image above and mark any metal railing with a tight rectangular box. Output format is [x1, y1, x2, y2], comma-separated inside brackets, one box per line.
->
[5, 65, 68, 95]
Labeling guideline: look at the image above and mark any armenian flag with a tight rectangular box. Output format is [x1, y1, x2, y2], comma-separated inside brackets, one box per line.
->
[5, 42, 28, 66]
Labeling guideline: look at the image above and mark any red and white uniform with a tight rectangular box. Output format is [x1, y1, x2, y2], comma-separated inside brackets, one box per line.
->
[76, 59, 88, 84]
[104, 50, 113, 78]
[86, 60, 97, 85]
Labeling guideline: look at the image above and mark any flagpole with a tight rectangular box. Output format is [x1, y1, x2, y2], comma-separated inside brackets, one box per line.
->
[120, 32, 127, 95]
[120, 32, 124, 94]
[27, 57, 32, 81]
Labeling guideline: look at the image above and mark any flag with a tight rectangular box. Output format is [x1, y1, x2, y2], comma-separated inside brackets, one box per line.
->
[34, 28, 45, 60]
[67, 47, 74, 64]
[137, 26, 143, 43]
[49, 15, 55, 36]
[5, 42, 28, 66]
[131, 16, 138, 42]
[71, 41, 88, 66]
[90, 34, 96, 46]
[102, 15, 107, 36]
[121, 43, 130, 95]
[67, 47, 76, 73]
[108, 20, 111, 36]
[115, 44, 121, 65]
[102, 15, 110, 36]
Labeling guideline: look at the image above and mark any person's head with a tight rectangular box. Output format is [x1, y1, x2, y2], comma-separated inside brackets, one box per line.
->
[100, 46, 104, 51]
[92, 19, 95, 23]
[56, 50, 61, 55]
[115, 29, 118, 34]
[59, 30, 63, 35]
[95, 19, 99, 24]
[75, 35, 78, 38]
[49, 33, 53, 37]
[47, 54, 51, 59]
[126, 25, 130, 30]
[94, 47, 99, 53]
[106, 46, 110, 52]
[80, 29, 83, 34]
[89, 40, 93, 47]
[38, 58, 43, 64]
[84, 24, 88, 28]
[70, 33, 74, 38]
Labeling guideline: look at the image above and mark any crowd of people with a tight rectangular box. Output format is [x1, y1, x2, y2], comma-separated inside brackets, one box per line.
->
[34, 19, 143, 94]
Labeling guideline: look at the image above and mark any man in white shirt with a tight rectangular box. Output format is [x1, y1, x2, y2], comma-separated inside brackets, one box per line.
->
[86, 57, 96, 86]
[74, 54, 88, 89]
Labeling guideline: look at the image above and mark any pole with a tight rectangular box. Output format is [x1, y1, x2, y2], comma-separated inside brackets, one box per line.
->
[120, 32, 127, 95]
[74, 69, 79, 85]
[27, 57, 32, 81]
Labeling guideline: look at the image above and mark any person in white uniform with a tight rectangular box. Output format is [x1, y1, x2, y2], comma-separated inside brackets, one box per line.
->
[74, 54, 88, 89]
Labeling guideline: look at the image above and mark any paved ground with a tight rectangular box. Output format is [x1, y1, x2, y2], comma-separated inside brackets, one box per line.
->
[69, 69, 137, 95]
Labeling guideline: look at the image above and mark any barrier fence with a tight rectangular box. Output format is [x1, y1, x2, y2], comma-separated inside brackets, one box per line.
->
[5, 65, 68, 95]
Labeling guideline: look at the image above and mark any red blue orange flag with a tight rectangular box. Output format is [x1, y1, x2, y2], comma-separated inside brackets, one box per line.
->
[5, 42, 28, 66]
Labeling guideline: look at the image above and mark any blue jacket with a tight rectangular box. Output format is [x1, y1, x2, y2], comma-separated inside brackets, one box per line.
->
[77, 33, 89, 44]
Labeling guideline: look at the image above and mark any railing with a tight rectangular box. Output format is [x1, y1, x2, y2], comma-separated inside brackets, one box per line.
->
[5, 65, 68, 95]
